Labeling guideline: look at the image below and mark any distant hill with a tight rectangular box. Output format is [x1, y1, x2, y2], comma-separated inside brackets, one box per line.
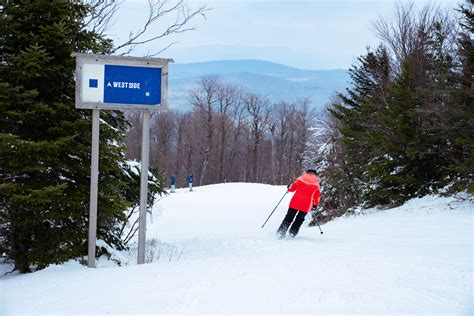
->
[168, 60, 350, 112]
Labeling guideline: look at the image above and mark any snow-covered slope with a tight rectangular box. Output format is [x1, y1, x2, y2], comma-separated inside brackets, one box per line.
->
[1, 183, 473, 315]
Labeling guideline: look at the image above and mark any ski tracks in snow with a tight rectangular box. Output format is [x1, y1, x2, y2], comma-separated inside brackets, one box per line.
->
[2, 183, 473, 314]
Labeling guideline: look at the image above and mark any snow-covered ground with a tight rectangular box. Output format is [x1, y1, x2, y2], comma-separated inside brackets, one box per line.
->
[1, 183, 473, 315]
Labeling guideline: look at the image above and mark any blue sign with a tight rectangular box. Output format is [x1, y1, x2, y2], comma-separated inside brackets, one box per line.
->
[103, 65, 161, 105]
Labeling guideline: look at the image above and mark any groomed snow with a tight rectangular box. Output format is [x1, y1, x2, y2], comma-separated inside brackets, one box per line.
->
[1, 183, 473, 315]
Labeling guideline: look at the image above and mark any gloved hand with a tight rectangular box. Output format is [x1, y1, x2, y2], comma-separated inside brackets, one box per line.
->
[311, 205, 318, 212]
[287, 184, 290, 189]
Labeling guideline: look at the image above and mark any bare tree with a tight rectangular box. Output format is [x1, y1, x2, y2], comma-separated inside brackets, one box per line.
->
[215, 83, 241, 182]
[269, 122, 277, 184]
[243, 92, 270, 182]
[189, 76, 218, 185]
[110, 0, 209, 56]
[125, 78, 318, 187]
[124, 111, 142, 160]
[292, 98, 313, 178]
[372, 1, 456, 72]
[177, 112, 199, 185]
[150, 111, 175, 174]
[270, 101, 295, 183]
[81, 0, 208, 56]
[83, 0, 121, 37]
[174, 113, 186, 178]
[226, 93, 247, 182]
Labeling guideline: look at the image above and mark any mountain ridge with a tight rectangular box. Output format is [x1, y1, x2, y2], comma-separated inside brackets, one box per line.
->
[168, 59, 350, 112]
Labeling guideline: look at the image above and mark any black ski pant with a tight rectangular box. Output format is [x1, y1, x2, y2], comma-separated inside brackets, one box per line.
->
[276, 208, 307, 238]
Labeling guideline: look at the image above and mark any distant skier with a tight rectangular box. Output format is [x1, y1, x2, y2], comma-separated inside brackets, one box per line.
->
[276, 169, 320, 239]
[170, 175, 176, 193]
[188, 174, 194, 192]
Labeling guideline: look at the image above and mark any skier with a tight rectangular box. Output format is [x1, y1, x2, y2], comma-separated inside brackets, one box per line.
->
[170, 175, 176, 193]
[187, 174, 194, 192]
[276, 169, 320, 239]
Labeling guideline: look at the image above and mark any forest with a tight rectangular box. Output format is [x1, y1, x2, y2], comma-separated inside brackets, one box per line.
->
[307, 2, 473, 221]
[126, 2, 473, 224]
[125, 77, 313, 187]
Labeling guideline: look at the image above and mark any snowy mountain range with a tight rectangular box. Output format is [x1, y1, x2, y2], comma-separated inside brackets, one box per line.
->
[168, 60, 350, 112]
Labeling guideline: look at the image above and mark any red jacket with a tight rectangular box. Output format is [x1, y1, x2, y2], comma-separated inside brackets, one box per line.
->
[288, 173, 320, 213]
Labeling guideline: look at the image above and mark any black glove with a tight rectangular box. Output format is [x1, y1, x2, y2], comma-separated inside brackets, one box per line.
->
[311, 205, 318, 212]
[287, 184, 290, 189]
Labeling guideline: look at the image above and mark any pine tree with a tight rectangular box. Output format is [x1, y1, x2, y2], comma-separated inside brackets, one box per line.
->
[445, 0, 474, 192]
[363, 56, 439, 205]
[363, 9, 470, 205]
[304, 116, 359, 223]
[0, 0, 148, 272]
[309, 3, 469, 215]
[364, 41, 456, 205]
[329, 46, 391, 205]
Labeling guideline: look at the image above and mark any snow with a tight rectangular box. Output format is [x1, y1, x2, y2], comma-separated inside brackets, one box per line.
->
[1, 183, 473, 315]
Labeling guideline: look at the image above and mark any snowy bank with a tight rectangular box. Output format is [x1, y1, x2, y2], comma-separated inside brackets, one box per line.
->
[1, 183, 472, 315]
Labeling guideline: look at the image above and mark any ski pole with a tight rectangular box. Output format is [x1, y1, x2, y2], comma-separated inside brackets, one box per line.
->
[314, 217, 324, 234]
[312, 206, 324, 234]
[261, 190, 288, 228]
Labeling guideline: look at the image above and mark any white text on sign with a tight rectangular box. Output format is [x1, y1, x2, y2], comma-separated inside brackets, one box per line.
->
[107, 82, 141, 89]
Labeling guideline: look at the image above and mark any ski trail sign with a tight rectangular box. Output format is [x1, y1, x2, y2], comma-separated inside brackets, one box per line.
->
[73, 53, 172, 268]
[75, 53, 171, 111]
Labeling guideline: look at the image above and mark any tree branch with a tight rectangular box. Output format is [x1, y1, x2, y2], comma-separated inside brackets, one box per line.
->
[110, 0, 209, 56]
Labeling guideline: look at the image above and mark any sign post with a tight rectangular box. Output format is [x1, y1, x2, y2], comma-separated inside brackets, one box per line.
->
[88, 109, 100, 268]
[138, 110, 150, 264]
[74, 53, 171, 267]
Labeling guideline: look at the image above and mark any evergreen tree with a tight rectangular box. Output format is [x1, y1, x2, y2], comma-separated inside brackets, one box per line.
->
[303, 2, 470, 218]
[328, 4, 467, 208]
[329, 46, 391, 204]
[364, 55, 448, 205]
[304, 116, 359, 223]
[445, 0, 474, 192]
[0, 0, 156, 272]
[362, 9, 469, 206]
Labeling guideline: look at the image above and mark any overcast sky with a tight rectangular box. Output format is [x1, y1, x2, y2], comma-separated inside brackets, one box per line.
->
[108, 0, 460, 70]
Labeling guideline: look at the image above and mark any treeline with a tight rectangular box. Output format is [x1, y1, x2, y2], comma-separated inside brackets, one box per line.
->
[306, 1, 473, 222]
[0, 0, 166, 273]
[125, 77, 314, 187]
